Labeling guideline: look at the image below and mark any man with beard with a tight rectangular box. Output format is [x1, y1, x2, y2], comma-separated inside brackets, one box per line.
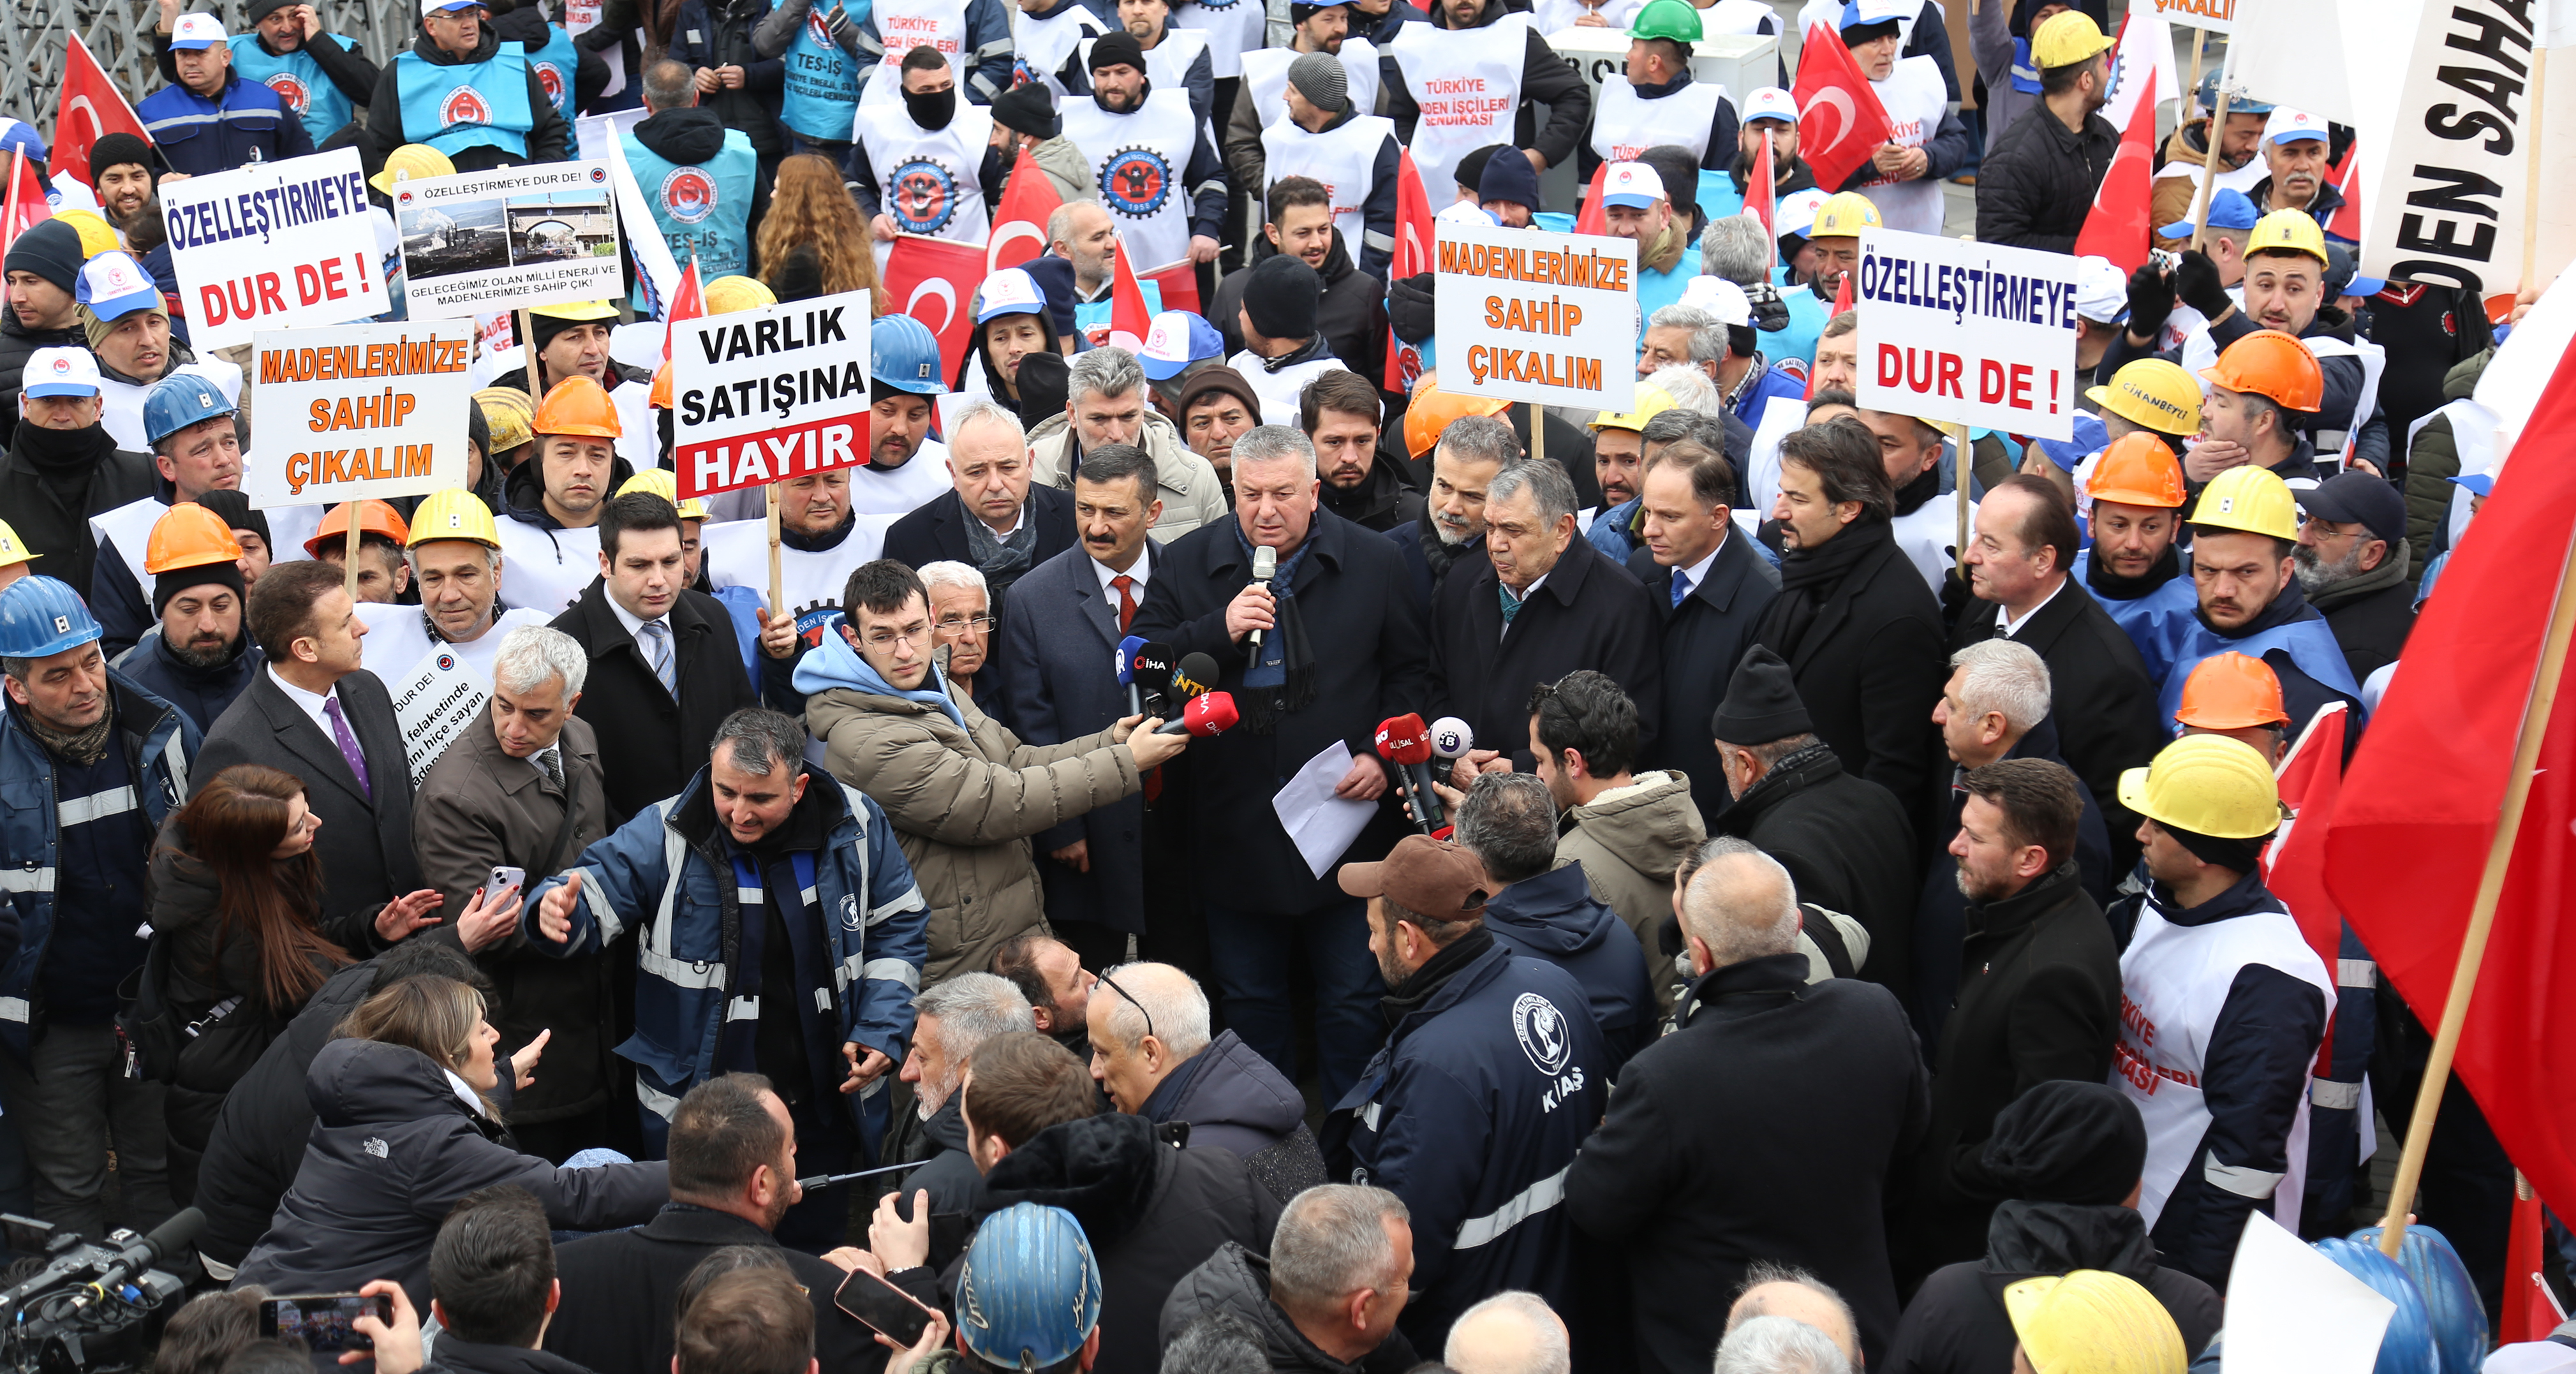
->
[0, 223, 93, 454]
[306, 501, 413, 605]
[1851, 404, 1973, 591]
[151, 0, 380, 149]
[1060, 33, 1229, 274]
[2074, 434, 2196, 681]
[85, 135, 159, 232]
[1209, 178, 1388, 377]
[1255, 55, 1400, 280]
[0, 348, 156, 600]
[1601, 162, 1695, 319]
[364, 0, 570, 171]
[491, 302, 656, 478]
[89, 373, 255, 660]
[117, 503, 261, 732]
[1224, 0, 1377, 196]
[2291, 471, 2415, 684]
[2192, 329, 2327, 484]
[855, 314, 963, 517]
[894, 972, 1033, 1211]
[354, 489, 552, 684]
[1056, 0, 1217, 128]
[1974, 11, 2118, 253]
[1302, 370, 1419, 533]
[854, 49, 1000, 249]
[1585, 387, 1675, 541]
[1390, 410, 1514, 609]
[2147, 75, 2273, 230]
[989, 931, 1101, 1058]
[1699, 87, 1817, 219]
[2151, 465, 2359, 734]
[1581, 1, 1739, 182]
[140, 10, 315, 177]
[1177, 364, 1261, 503]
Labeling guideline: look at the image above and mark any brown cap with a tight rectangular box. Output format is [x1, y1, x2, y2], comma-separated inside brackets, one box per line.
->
[1338, 834, 1491, 917]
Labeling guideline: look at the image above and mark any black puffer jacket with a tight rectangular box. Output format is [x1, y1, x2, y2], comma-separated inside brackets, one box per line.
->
[1212, 232, 1388, 386]
[1710, 742, 1921, 1005]
[1140, 1030, 1327, 1204]
[1881, 1200, 2222, 1374]
[1159, 1241, 1420, 1374]
[1974, 105, 2120, 252]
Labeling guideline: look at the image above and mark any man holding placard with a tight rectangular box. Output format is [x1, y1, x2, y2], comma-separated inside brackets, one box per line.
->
[366, 0, 572, 172]
[355, 489, 554, 684]
[493, 302, 659, 477]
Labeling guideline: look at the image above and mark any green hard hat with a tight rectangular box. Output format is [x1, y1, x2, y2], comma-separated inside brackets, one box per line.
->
[1628, 0, 1702, 43]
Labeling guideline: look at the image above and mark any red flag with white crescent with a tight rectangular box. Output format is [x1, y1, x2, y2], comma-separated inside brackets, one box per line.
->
[661, 257, 703, 359]
[1, 153, 49, 256]
[1142, 260, 1200, 315]
[884, 232, 988, 383]
[1747, 128, 1778, 274]
[1107, 235, 1154, 353]
[2327, 142, 2362, 244]
[2073, 66, 2158, 272]
[54, 33, 152, 187]
[988, 147, 1062, 276]
[1791, 23, 1893, 193]
[1575, 162, 1610, 237]
[1387, 148, 1437, 392]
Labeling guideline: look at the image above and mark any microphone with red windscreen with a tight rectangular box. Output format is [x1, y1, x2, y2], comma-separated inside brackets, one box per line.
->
[1153, 691, 1238, 736]
[1375, 713, 1441, 834]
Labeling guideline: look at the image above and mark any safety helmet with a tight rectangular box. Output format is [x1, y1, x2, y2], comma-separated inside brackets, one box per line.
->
[476, 387, 537, 453]
[2343, 1225, 2487, 1374]
[649, 361, 673, 410]
[2244, 208, 2330, 266]
[305, 499, 413, 558]
[142, 372, 237, 447]
[618, 468, 711, 521]
[2311, 1239, 2441, 1374]
[2196, 69, 2274, 116]
[1809, 192, 1881, 239]
[1589, 385, 1677, 434]
[0, 576, 103, 660]
[143, 503, 244, 575]
[1627, 0, 1701, 42]
[52, 210, 120, 260]
[1402, 380, 1510, 459]
[533, 375, 623, 440]
[0, 518, 40, 570]
[2002, 1271, 2185, 1374]
[955, 1204, 1102, 1372]
[2191, 464, 2302, 542]
[406, 489, 503, 549]
[369, 143, 456, 195]
[2030, 9, 2114, 68]
[2119, 735, 2282, 841]
[874, 314, 949, 395]
[2085, 358, 2202, 436]
[529, 300, 621, 323]
[2085, 432, 2188, 510]
[2202, 329, 2325, 413]
[2173, 652, 2289, 730]
[703, 275, 777, 315]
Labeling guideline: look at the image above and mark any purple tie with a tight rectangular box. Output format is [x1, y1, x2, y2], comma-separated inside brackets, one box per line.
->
[323, 696, 371, 800]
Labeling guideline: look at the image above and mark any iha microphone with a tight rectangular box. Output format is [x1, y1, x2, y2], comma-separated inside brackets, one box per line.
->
[1131, 640, 1177, 717]
[1155, 691, 1239, 736]
[1116, 635, 1148, 715]
[1168, 651, 1220, 702]
[1430, 716, 1474, 762]
[1247, 544, 1278, 653]
[1375, 713, 1441, 834]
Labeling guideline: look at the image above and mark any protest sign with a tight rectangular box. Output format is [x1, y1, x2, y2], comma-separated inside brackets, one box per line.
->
[392, 161, 622, 319]
[2360, 0, 2545, 294]
[388, 644, 493, 780]
[1431, 218, 1638, 413]
[246, 321, 476, 508]
[2150, 0, 2231, 33]
[159, 148, 385, 353]
[1853, 227, 2080, 443]
[670, 286, 875, 500]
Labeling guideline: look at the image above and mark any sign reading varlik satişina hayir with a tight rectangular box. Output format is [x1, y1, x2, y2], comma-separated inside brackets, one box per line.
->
[2362, 0, 2538, 293]
[160, 147, 387, 353]
[1853, 227, 2079, 443]
[1432, 219, 1638, 413]
[245, 321, 475, 509]
[671, 287, 877, 501]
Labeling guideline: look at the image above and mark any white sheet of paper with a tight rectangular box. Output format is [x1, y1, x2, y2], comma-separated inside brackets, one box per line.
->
[2223, 1212, 2397, 1374]
[1272, 741, 1378, 880]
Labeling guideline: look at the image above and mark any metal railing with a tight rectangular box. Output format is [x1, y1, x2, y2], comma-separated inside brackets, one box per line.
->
[0, 0, 417, 134]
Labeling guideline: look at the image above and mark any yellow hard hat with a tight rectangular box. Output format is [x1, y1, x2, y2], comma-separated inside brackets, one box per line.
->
[533, 375, 621, 440]
[2084, 358, 2202, 436]
[2190, 464, 2302, 542]
[530, 300, 621, 323]
[370, 144, 457, 195]
[704, 276, 778, 315]
[0, 518, 39, 569]
[2003, 1271, 2187, 1374]
[1589, 385, 1677, 433]
[2119, 735, 2284, 841]
[2244, 208, 2330, 265]
[475, 387, 536, 453]
[618, 467, 711, 521]
[1810, 192, 1881, 239]
[52, 210, 119, 260]
[2030, 9, 2115, 68]
[407, 488, 503, 549]
[143, 503, 243, 575]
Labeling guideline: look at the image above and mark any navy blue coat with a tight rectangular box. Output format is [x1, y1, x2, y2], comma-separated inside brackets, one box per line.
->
[114, 633, 263, 737]
[138, 73, 313, 176]
[1429, 532, 1663, 770]
[1481, 863, 1655, 1074]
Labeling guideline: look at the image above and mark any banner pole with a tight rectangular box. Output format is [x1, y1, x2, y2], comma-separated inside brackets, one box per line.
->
[2184, 28, 2205, 126]
[516, 307, 537, 389]
[2377, 511, 2576, 1257]
[2525, 47, 2549, 293]
[1529, 401, 1544, 468]
[766, 482, 785, 624]
[343, 508, 361, 603]
[1954, 426, 1971, 570]
[2188, 42, 2237, 252]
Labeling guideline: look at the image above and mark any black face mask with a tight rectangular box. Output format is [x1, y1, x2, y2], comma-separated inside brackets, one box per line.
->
[904, 85, 957, 129]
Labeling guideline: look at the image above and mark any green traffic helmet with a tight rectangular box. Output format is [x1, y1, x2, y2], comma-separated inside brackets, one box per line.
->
[1628, 0, 1703, 43]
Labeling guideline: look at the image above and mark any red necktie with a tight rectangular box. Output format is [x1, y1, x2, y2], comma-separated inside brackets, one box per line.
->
[1113, 574, 1136, 633]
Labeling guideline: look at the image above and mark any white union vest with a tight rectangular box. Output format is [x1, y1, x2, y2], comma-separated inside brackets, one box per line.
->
[855, 103, 996, 243]
[1169, 0, 1266, 78]
[1391, 15, 1530, 209]
[1240, 40, 1384, 128]
[1012, 2, 1106, 94]
[492, 517, 604, 617]
[1591, 74, 1726, 164]
[1261, 114, 1394, 248]
[1060, 87, 1202, 269]
[701, 512, 903, 645]
[1853, 54, 1948, 235]
[859, 0, 968, 107]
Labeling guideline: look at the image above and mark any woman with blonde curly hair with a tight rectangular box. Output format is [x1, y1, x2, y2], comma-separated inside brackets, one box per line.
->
[759, 154, 887, 313]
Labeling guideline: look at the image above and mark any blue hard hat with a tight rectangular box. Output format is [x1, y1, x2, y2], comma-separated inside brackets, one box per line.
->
[2198, 70, 2275, 115]
[2159, 188, 2261, 239]
[2347, 1225, 2488, 1374]
[2311, 1237, 2441, 1374]
[0, 576, 104, 660]
[956, 1204, 1100, 1371]
[874, 314, 949, 396]
[2037, 413, 2108, 473]
[142, 371, 235, 447]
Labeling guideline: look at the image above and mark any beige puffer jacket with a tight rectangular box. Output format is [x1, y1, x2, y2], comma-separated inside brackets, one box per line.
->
[1555, 769, 1706, 1014]
[806, 672, 1140, 985]
[1026, 409, 1230, 540]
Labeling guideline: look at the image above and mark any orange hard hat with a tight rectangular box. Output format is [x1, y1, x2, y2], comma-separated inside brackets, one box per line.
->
[2200, 329, 2325, 412]
[143, 503, 244, 575]
[533, 374, 622, 440]
[1402, 381, 1511, 461]
[305, 499, 412, 558]
[650, 361, 673, 411]
[2175, 651, 2291, 730]
[2085, 432, 2188, 510]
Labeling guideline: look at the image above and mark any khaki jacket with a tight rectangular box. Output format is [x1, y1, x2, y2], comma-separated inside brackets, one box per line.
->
[1554, 769, 1705, 1014]
[1027, 409, 1231, 541]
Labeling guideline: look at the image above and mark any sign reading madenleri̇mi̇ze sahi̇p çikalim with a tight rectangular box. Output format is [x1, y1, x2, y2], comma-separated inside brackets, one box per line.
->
[1432, 218, 1640, 414]
[245, 320, 475, 508]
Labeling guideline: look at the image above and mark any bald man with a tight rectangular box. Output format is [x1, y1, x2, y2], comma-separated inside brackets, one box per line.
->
[1727, 1266, 1862, 1368]
[1445, 1291, 1571, 1374]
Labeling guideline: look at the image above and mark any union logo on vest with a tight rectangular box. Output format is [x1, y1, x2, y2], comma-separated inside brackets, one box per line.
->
[535, 61, 566, 105]
[441, 85, 493, 126]
[1512, 992, 1571, 1075]
[661, 166, 721, 224]
[267, 73, 311, 112]
[806, 5, 834, 45]
[889, 158, 959, 234]
[1102, 146, 1172, 219]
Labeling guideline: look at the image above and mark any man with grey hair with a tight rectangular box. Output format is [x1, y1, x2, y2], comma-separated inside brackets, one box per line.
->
[1726, 1262, 1862, 1366]
[1639, 303, 1728, 387]
[1453, 771, 1653, 1070]
[353, 508, 553, 689]
[896, 971, 1033, 1211]
[1714, 1316, 1851, 1374]
[1567, 834, 1927, 1373]
[527, 705, 931, 1245]
[1393, 410, 1518, 607]
[1430, 457, 1661, 780]
[1444, 1290, 1571, 1374]
[1026, 347, 1229, 539]
[413, 623, 612, 1158]
[1160, 1184, 1417, 1371]
[1083, 961, 1324, 1200]
[884, 399, 1080, 635]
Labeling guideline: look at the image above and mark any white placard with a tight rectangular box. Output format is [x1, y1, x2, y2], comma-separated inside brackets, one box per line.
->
[247, 321, 476, 508]
[2361, 0, 2542, 295]
[159, 148, 387, 352]
[2150, 0, 2233, 32]
[388, 644, 494, 781]
[1432, 219, 1638, 413]
[1853, 227, 2081, 443]
[670, 287, 875, 501]
[2221, 1213, 2396, 1374]
[392, 160, 623, 319]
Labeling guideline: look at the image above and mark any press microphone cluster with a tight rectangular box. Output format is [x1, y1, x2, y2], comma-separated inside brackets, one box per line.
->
[1375, 713, 1442, 834]
[1116, 635, 1147, 714]
[1157, 691, 1239, 736]
[1431, 716, 1474, 763]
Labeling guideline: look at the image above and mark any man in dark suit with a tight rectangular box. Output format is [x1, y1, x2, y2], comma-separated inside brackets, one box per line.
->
[1430, 458, 1659, 773]
[197, 559, 438, 944]
[882, 404, 1081, 617]
[1000, 443, 1190, 975]
[1130, 424, 1431, 1105]
[551, 492, 758, 824]
[1953, 475, 2165, 874]
[1625, 436, 1780, 830]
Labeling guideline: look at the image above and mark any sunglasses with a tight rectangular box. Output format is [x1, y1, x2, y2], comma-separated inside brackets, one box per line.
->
[1092, 968, 1153, 1044]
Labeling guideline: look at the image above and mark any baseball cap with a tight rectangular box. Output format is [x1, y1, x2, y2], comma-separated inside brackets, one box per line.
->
[22, 347, 101, 399]
[1742, 86, 1798, 124]
[2073, 255, 2128, 325]
[168, 12, 226, 47]
[77, 250, 164, 321]
[421, 0, 482, 13]
[1600, 161, 1666, 211]
[1680, 274, 1751, 326]
[2035, 413, 2108, 473]
[1338, 833, 1493, 915]
[1836, 0, 1909, 29]
[1139, 310, 1222, 381]
[1774, 188, 1830, 240]
[2450, 471, 2495, 496]
[973, 267, 1047, 325]
[2158, 188, 2258, 239]
[2298, 469, 2406, 547]
[2196, 70, 2273, 115]
[2264, 107, 2329, 145]
[1436, 201, 1500, 228]
[956, 1204, 1102, 1371]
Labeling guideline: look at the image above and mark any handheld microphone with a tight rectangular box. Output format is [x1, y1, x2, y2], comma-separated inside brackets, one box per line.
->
[1130, 640, 1177, 718]
[1375, 713, 1442, 834]
[1154, 691, 1238, 736]
[1167, 651, 1220, 702]
[1116, 635, 1148, 714]
[68, 1207, 202, 1313]
[1430, 716, 1474, 762]
[1247, 545, 1278, 653]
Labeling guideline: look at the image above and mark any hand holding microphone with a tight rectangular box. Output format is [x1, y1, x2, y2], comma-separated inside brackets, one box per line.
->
[1430, 715, 1479, 798]
[1375, 714, 1443, 834]
[1231, 545, 1279, 646]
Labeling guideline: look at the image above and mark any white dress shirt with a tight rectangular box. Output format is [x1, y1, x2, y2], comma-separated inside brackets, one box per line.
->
[1994, 576, 2069, 639]
[266, 664, 346, 739]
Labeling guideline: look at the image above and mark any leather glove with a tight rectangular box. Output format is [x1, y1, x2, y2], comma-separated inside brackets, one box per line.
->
[2124, 262, 2175, 340]
[2176, 249, 2233, 321]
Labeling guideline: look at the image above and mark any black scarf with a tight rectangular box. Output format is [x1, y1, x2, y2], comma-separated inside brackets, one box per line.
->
[1380, 925, 1492, 1027]
[2084, 541, 2182, 600]
[1893, 464, 1942, 518]
[1231, 524, 1316, 733]
[1759, 517, 1892, 660]
[11, 423, 119, 516]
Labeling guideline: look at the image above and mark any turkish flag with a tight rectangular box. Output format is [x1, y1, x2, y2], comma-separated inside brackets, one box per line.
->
[661, 258, 703, 358]
[1575, 163, 1610, 237]
[1106, 235, 1153, 352]
[2074, 66, 2158, 273]
[1747, 129, 1778, 273]
[883, 233, 988, 383]
[3, 153, 49, 256]
[1387, 148, 1437, 392]
[1791, 22, 1893, 193]
[2321, 333, 2576, 1226]
[988, 147, 1061, 276]
[1143, 260, 1200, 315]
[2264, 700, 2349, 971]
[54, 33, 151, 187]
[2326, 142, 2362, 244]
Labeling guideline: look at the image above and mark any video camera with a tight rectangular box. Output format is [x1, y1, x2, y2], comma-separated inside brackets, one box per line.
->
[0, 1208, 202, 1374]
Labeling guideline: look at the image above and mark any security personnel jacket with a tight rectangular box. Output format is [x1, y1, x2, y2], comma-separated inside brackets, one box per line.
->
[138, 71, 316, 176]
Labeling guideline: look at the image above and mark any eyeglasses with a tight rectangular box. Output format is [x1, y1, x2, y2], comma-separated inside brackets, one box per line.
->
[935, 614, 998, 635]
[862, 623, 933, 649]
[1092, 968, 1153, 1044]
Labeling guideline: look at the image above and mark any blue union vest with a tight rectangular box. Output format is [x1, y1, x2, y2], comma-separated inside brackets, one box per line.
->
[396, 42, 537, 159]
[782, 4, 862, 142]
[619, 126, 758, 309]
[228, 33, 359, 146]
[522, 22, 582, 125]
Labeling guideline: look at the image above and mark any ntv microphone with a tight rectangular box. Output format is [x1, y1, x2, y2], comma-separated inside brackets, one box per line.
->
[1375, 713, 1442, 834]
[1246, 545, 1278, 653]
[1167, 651, 1220, 703]
[1116, 635, 1148, 714]
[1154, 691, 1239, 736]
[1130, 640, 1177, 718]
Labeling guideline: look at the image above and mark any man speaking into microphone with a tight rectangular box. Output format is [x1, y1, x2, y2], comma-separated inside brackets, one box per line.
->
[1131, 424, 1431, 1104]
